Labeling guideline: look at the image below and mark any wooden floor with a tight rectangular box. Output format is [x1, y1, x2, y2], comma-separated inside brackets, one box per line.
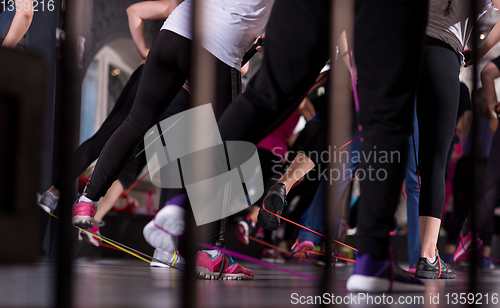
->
[2, 258, 500, 307]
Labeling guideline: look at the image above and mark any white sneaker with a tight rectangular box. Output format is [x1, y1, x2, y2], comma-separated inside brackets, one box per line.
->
[150, 248, 185, 269]
[143, 203, 185, 253]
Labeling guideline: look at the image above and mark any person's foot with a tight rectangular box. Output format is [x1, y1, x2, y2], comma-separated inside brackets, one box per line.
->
[78, 224, 101, 247]
[261, 248, 285, 264]
[258, 183, 287, 230]
[454, 231, 483, 263]
[72, 196, 97, 228]
[143, 198, 186, 253]
[196, 250, 254, 280]
[235, 216, 255, 245]
[150, 248, 185, 270]
[415, 252, 456, 279]
[38, 191, 59, 214]
[291, 240, 314, 260]
[347, 253, 425, 292]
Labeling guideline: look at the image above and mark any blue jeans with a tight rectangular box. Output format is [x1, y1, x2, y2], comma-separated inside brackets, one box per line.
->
[298, 133, 360, 244]
[405, 111, 421, 264]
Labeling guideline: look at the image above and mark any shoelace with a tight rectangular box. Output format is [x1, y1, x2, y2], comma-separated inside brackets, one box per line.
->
[216, 252, 237, 280]
[435, 247, 442, 279]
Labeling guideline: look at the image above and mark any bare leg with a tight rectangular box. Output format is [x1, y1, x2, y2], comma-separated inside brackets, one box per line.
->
[94, 180, 124, 222]
[481, 246, 491, 257]
[48, 186, 61, 197]
[481, 62, 500, 107]
[248, 205, 259, 223]
[444, 243, 457, 255]
[419, 216, 441, 258]
[277, 153, 315, 194]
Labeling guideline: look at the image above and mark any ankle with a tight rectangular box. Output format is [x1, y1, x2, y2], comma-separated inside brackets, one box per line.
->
[48, 187, 61, 197]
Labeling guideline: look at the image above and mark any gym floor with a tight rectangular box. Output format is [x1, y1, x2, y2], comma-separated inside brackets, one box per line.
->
[2, 258, 500, 307]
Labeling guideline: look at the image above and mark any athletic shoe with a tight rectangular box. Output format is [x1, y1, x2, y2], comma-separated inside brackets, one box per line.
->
[78, 224, 101, 247]
[150, 248, 185, 270]
[143, 196, 186, 253]
[38, 191, 59, 214]
[261, 248, 285, 264]
[196, 251, 254, 280]
[346, 253, 426, 292]
[291, 240, 314, 260]
[415, 251, 456, 279]
[258, 183, 287, 230]
[454, 231, 483, 263]
[235, 216, 255, 245]
[72, 196, 97, 228]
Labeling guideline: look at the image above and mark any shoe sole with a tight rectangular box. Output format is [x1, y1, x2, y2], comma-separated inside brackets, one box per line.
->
[73, 216, 94, 229]
[150, 260, 171, 268]
[78, 230, 100, 247]
[143, 205, 185, 251]
[258, 195, 284, 231]
[38, 203, 53, 214]
[347, 275, 426, 292]
[414, 270, 456, 279]
[196, 266, 253, 280]
[235, 221, 249, 245]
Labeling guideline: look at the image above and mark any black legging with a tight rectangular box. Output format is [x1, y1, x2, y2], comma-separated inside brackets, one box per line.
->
[53, 65, 191, 191]
[84, 30, 237, 200]
[416, 37, 461, 219]
[215, 0, 428, 259]
[83, 30, 239, 246]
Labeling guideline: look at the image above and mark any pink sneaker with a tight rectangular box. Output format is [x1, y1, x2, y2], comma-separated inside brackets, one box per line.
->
[235, 216, 255, 245]
[78, 225, 100, 247]
[291, 240, 314, 260]
[72, 196, 97, 228]
[196, 251, 254, 280]
[454, 231, 483, 263]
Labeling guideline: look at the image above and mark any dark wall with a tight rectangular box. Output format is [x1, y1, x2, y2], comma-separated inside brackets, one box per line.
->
[81, 0, 163, 73]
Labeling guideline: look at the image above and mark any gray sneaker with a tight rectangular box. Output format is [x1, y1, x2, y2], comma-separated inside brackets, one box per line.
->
[38, 191, 59, 213]
[150, 248, 185, 270]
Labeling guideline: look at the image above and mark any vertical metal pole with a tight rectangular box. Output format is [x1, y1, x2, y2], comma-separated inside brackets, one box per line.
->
[55, 0, 84, 307]
[182, 0, 215, 307]
[469, 0, 479, 300]
[324, 0, 354, 296]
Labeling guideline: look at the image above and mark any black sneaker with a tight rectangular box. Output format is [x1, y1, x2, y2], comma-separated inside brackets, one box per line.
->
[415, 256, 456, 279]
[258, 183, 287, 230]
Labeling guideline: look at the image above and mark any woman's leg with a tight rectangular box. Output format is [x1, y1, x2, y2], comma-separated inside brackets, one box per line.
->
[83, 30, 190, 201]
[52, 65, 145, 194]
[416, 44, 460, 260]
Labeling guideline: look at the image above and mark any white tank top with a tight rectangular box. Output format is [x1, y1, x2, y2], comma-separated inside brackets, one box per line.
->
[161, 0, 274, 71]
